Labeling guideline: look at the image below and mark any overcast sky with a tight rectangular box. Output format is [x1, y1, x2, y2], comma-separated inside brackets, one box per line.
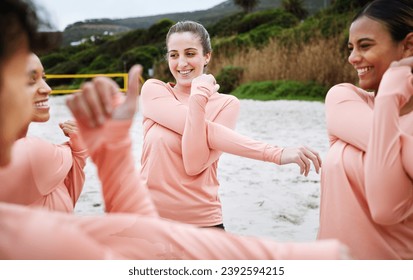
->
[34, 0, 226, 31]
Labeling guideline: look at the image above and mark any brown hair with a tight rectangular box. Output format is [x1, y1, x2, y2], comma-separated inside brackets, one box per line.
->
[166, 21, 212, 55]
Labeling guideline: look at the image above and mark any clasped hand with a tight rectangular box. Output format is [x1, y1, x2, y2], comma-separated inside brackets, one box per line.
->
[66, 65, 143, 128]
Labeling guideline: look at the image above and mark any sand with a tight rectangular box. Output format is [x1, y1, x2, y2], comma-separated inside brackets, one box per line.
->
[28, 95, 328, 242]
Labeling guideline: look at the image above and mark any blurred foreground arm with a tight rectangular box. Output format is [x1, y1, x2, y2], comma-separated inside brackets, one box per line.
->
[66, 65, 157, 216]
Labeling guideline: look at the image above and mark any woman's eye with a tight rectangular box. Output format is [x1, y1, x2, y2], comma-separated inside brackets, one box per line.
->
[27, 75, 36, 85]
[186, 52, 195, 57]
[169, 53, 177, 58]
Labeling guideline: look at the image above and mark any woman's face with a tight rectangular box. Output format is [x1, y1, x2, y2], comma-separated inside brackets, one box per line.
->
[167, 32, 211, 89]
[28, 53, 51, 122]
[348, 16, 404, 92]
[0, 45, 33, 166]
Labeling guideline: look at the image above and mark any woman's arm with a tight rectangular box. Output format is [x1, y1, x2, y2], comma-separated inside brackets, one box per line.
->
[325, 84, 373, 151]
[60, 120, 88, 206]
[365, 65, 413, 225]
[141, 80, 281, 167]
[67, 66, 158, 216]
[28, 138, 73, 196]
[141, 79, 188, 134]
[143, 79, 319, 176]
[182, 75, 240, 175]
[0, 202, 347, 260]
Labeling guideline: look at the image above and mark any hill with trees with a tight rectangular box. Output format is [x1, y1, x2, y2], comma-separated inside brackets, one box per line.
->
[62, 0, 331, 46]
[42, 0, 367, 101]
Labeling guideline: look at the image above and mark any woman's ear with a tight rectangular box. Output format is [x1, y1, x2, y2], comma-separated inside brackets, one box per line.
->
[204, 52, 211, 66]
[403, 32, 413, 57]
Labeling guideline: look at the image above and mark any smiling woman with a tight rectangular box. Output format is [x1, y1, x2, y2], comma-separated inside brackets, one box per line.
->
[317, 0, 413, 259]
[0, 0, 348, 261]
[140, 20, 324, 229]
[0, 52, 88, 213]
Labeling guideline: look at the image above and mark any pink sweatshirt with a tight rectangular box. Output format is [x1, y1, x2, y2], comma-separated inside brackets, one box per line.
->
[140, 79, 283, 226]
[318, 66, 413, 259]
[0, 113, 343, 260]
[0, 132, 87, 212]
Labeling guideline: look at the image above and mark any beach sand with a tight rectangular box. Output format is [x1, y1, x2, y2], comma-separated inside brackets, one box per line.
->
[28, 96, 328, 243]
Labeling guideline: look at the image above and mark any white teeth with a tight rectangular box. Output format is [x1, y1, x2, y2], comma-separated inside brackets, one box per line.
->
[179, 70, 191, 75]
[357, 67, 372, 74]
[34, 100, 49, 108]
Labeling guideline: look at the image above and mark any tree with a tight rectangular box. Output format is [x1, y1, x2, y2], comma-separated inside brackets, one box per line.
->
[233, 0, 260, 13]
[330, 0, 371, 13]
[281, 0, 309, 21]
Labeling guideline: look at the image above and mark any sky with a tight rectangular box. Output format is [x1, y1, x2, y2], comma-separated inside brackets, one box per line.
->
[34, 0, 226, 31]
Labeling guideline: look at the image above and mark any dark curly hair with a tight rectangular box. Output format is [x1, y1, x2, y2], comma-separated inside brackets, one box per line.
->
[0, 0, 59, 63]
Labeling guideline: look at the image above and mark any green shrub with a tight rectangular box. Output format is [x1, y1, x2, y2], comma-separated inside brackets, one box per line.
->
[247, 25, 282, 46]
[232, 80, 328, 101]
[71, 47, 99, 66]
[41, 53, 68, 70]
[89, 54, 113, 71]
[120, 45, 162, 76]
[145, 18, 174, 44]
[212, 35, 252, 55]
[208, 12, 246, 37]
[216, 66, 244, 94]
[329, 0, 370, 13]
[100, 28, 147, 56]
[238, 9, 298, 33]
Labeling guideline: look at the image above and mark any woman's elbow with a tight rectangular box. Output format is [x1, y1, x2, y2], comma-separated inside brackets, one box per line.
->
[369, 204, 408, 226]
[184, 165, 204, 176]
[183, 158, 204, 176]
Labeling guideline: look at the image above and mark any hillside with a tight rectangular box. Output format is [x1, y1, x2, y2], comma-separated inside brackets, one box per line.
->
[63, 0, 331, 45]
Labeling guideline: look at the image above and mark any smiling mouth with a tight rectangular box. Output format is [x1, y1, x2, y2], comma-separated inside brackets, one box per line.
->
[178, 69, 192, 75]
[34, 100, 49, 109]
[357, 66, 373, 75]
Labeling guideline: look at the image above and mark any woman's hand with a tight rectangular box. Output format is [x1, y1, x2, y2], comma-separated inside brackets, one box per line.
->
[191, 74, 220, 97]
[59, 120, 78, 137]
[280, 146, 322, 176]
[66, 65, 143, 127]
[389, 57, 413, 116]
[389, 56, 413, 70]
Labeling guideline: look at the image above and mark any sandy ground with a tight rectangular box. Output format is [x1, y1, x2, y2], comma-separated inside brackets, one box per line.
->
[28, 95, 328, 242]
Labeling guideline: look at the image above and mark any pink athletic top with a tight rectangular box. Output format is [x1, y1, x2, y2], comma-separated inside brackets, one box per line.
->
[0, 113, 343, 260]
[0, 132, 87, 212]
[140, 79, 283, 226]
[318, 66, 413, 259]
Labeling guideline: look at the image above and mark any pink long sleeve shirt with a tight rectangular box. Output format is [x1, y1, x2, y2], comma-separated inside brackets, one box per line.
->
[318, 67, 413, 259]
[0, 111, 343, 260]
[0, 133, 87, 212]
[140, 79, 283, 226]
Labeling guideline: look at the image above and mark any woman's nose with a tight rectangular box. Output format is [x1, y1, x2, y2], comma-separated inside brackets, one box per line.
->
[178, 56, 188, 67]
[39, 80, 52, 95]
[348, 49, 361, 65]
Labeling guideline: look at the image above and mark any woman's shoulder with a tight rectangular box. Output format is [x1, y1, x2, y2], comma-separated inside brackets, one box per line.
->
[327, 83, 360, 94]
[326, 83, 373, 104]
[141, 79, 174, 97]
[211, 93, 240, 110]
[142, 78, 167, 90]
[215, 92, 240, 103]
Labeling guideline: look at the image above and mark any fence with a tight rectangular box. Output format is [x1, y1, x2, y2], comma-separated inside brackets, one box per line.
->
[45, 73, 128, 95]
